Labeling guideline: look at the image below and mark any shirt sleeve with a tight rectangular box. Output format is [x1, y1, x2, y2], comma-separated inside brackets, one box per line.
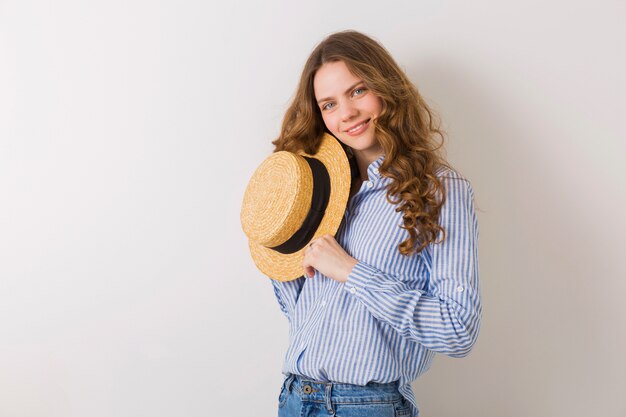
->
[344, 177, 481, 357]
[271, 276, 306, 320]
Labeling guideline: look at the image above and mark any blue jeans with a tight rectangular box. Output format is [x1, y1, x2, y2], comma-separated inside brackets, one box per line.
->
[278, 374, 411, 417]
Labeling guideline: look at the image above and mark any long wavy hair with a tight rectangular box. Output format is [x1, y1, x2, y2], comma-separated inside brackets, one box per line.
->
[272, 30, 449, 255]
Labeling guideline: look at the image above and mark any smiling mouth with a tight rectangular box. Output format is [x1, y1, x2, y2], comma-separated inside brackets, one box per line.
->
[346, 119, 370, 133]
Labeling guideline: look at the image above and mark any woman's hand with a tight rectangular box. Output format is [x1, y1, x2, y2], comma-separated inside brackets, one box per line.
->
[302, 234, 358, 282]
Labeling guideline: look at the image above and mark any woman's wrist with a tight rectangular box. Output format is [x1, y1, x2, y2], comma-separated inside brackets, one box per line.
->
[340, 257, 358, 282]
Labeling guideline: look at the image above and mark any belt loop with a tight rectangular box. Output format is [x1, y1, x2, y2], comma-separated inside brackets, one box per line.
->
[324, 382, 335, 415]
[285, 374, 295, 393]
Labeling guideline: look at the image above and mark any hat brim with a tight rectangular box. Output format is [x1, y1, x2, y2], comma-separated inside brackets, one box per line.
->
[248, 133, 351, 281]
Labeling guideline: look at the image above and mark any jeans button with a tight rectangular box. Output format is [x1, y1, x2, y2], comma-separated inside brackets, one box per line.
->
[303, 385, 313, 394]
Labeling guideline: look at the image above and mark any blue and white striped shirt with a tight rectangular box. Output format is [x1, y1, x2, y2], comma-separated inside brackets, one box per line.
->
[271, 154, 481, 416]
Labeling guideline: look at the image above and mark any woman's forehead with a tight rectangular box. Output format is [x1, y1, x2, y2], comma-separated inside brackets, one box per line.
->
[313, 61, 362, 99]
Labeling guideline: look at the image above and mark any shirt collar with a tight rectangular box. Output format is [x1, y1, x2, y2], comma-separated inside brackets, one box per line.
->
[366, 154, 386, 181]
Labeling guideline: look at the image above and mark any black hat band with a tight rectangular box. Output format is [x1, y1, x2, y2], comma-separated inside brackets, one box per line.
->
[269, 157, 331, 255]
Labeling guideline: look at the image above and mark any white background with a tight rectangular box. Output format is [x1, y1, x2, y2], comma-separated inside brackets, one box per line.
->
[1, 1, 625, 416]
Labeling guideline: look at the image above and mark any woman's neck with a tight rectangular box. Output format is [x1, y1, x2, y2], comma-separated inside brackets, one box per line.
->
[352, 148, 383, 181]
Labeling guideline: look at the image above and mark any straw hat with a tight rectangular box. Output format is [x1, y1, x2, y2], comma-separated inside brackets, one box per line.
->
[241, 133, 352, 281]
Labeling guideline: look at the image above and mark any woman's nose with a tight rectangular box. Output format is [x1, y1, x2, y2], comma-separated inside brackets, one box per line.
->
[340, 103, 358, 121]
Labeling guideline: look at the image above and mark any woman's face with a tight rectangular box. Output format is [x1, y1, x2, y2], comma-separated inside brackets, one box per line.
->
[313, 60, 383, 159]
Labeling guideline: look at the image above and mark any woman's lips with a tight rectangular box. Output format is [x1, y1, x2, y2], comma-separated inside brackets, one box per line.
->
[345, 119, 370, 136]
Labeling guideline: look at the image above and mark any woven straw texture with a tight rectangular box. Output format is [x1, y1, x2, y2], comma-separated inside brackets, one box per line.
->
[241, 133, 351, 281]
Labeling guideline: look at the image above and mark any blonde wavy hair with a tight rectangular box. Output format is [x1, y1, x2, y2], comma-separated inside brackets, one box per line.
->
[272, 30, 449, 255]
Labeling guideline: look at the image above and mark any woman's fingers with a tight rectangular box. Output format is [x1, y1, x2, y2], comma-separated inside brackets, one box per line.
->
[304, 266, 315, 278]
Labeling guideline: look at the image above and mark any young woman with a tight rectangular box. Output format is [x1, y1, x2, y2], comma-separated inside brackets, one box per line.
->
[270, 30, 481, 417]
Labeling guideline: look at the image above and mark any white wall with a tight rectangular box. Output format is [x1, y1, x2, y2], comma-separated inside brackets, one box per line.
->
[1, 1, 624, 416]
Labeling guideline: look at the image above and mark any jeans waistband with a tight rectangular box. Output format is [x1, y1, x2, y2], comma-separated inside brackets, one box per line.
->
[283, 374, 402, 403]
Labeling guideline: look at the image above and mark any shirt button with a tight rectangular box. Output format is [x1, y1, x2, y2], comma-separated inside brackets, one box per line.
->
[349, 287, 357, 294]
[367, 182, 374, 188]
[456, 285, 464, 293]
[373, 168, 379, 175]
[320, 300, 326, 307]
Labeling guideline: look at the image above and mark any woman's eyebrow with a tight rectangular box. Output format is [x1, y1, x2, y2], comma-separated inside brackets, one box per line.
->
[316, 81, 364, 104]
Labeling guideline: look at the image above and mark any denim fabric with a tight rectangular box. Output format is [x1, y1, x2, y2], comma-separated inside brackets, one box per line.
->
[278, 374, 411, 417]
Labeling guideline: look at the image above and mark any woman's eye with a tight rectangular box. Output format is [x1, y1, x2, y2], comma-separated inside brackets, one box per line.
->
[353, 87, 366, 96]
[322, 102, 335, 110]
